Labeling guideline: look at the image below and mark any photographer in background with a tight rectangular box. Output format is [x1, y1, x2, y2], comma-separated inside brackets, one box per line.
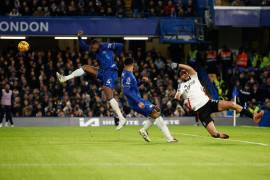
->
[0, 84, 14, 127]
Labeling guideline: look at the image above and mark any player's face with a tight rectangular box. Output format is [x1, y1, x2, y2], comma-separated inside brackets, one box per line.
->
[129, 64, 135, 71]
[180, 71, 190, 82]
[5, 84, 10, 91]
[91, 43, 100, 53]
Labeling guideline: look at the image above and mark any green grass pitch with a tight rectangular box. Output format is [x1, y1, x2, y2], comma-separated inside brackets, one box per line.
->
[0, 126, 270, 180]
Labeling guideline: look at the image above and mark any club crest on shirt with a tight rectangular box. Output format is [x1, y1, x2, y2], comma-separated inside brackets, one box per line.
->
[183, 79, 195, 93]
[102, 51, 110, 59]
[126, 77, 131, 85]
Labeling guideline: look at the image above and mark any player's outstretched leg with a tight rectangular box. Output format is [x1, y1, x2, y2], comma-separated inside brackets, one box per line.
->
[151, 108, 177, 143]
[206, 121, 229, 139]
[139, 119, 154, 142]
[56, 65, 97, 83]
[103, 87, 127, 130]
[218, 100, 264, 123]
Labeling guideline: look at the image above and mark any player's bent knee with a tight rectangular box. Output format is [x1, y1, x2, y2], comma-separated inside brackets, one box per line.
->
[150, 110, 160, 119]
[153, 105, 161, 112]
[82, 65, 88, 71]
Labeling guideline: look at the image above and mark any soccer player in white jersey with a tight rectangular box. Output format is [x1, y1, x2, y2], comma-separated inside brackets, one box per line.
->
[170, 63, 264, 139]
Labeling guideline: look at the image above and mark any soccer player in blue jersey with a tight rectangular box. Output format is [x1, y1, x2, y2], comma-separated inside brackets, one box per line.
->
[56, 31, 126, 130]
[122, 58, 177, 142]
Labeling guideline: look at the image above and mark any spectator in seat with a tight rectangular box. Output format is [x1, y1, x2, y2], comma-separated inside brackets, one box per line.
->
[9, 8, 21, 16]
[260, 51, 270, 69]
[205, 45, 218, 74]
[67, 0, 77, 15]
[262, 0, 270, 5]
[132, 0, 143, 18]
[0, 84, 14, 127]
[156, 0, 164, 16]
[248, 98, 260, 115]
[232, 0, 245, 6]
[186, 0, 194, 16]
[33, 7, 45, 16]
[164, 0, 175, 16]
[251, 51, 261, 68]
[236, 47, 249, 68]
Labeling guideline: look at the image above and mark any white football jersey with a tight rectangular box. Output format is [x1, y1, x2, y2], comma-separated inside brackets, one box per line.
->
[175, 73, 209, 111]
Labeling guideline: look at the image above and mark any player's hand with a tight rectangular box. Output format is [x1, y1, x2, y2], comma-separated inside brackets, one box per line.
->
[142, 76, 149, 82]
[138, 102, 145, 109]
[77, 31, 84, 37]
[169, 62, 178, 69]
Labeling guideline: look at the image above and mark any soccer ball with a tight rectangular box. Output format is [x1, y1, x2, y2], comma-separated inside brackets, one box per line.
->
[18, 41, 30, 52]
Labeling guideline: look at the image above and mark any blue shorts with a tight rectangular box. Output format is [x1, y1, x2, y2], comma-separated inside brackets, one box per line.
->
[97, 69, 118, 89]
[129, 99, 154, 117]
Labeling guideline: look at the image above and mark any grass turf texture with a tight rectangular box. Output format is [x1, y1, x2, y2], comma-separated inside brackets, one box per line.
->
[0, 126, 270, 180]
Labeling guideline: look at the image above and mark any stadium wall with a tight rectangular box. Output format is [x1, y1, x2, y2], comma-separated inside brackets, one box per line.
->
[11, 117, 255, 127]
[214, 6, 270, 27]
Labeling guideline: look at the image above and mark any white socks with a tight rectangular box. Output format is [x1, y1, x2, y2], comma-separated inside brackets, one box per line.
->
[65, 68, 85, 81]
[109, 98, 126, 121]
[155, 116, 174, 141]
[143, 119, 154, 131]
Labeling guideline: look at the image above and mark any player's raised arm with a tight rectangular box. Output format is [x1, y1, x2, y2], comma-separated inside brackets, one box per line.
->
[170, 63, 197, 75]
[174, 83, 182, 100]
[174, 91, 182, 100]
[77, 31, 90, 51]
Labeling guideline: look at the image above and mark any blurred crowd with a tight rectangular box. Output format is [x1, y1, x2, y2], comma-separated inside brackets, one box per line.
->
[215, 0, 270, 6]
[0, 47, 178, 117]
[191, 45, 270, 116]
[0, 0, 195, 17]
[0, 45, 269, 117]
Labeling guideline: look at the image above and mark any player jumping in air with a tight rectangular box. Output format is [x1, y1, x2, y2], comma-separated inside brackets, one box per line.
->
[170, 63, 264, 139]
[122, 58, 177, 142]
[56, 31, 127, 130]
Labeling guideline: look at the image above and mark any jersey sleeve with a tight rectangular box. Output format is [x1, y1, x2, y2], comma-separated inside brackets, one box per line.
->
[101, 43, 123, 55]
[123, 76, 141, 104]
[78, 38, 90, 51]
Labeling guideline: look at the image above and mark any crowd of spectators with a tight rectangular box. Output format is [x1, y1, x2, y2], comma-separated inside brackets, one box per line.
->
[193, 45, 270, 116]
[215, 0, 270, 6]
[0, 44, 269, 118]
[0, 47, 181, 117]
[0, 0, 195, 17]
[132, 0, 194, 17]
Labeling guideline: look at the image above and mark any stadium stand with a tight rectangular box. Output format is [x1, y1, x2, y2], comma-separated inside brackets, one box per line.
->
[0, 46, 269, 117]
[215, 0, 270, 6]
[0, 0, 195, 17]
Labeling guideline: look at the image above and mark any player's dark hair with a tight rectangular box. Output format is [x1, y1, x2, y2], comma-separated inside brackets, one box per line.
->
[91, 39, 100, 45]
[124, 58, 134, 66]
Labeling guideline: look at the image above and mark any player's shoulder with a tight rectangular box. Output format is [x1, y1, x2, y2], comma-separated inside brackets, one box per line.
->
[122, 70, 132, 78]
[190, 72, 199, 80]
[101, 42, 114, 48]
[100, 42, 109, 49]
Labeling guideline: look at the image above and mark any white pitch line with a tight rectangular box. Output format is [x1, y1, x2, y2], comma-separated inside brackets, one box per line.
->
[0, 162, 270, 168]
[240, 126, 270, 129]
[176, 133, 270, 147]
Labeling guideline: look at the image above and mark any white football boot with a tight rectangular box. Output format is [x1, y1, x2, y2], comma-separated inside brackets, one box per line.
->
[115, 118, 127, 130]
[56, 72, 66, 83]
[167, 138, 178, 143]
[139, 128, 151, 142]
